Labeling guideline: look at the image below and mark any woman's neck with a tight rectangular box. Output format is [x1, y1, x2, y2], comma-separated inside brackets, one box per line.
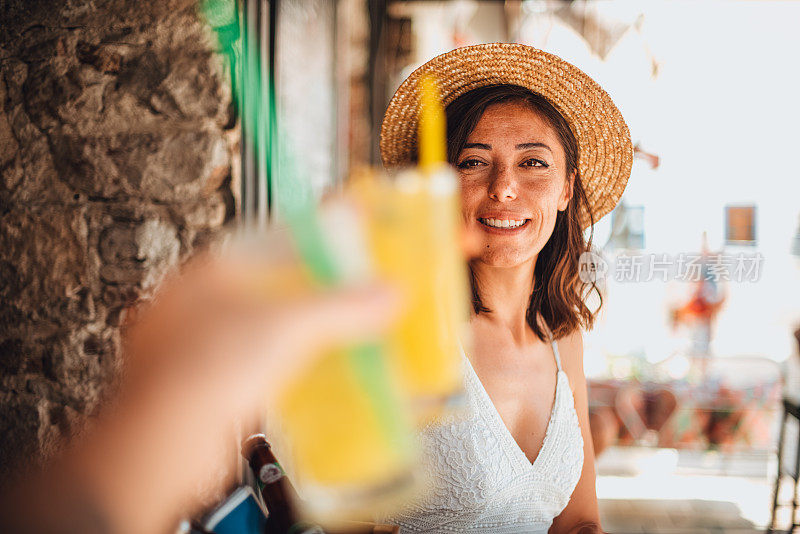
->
[470, 257, 539, 346]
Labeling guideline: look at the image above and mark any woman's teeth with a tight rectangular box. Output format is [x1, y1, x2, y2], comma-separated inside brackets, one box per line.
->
[478, 218, 526, 229]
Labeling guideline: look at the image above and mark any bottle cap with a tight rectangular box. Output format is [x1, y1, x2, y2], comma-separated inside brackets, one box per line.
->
[241, 433, 270, 460]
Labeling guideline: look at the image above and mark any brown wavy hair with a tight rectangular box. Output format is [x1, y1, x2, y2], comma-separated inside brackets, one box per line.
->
[445, 84, 601, 342]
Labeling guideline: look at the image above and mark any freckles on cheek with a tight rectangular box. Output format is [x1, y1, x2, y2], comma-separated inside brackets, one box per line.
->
[460, 207, 474, 226]
[459, 190, 480, 221]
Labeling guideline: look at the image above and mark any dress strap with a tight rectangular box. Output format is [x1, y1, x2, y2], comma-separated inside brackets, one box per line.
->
[543, 320, 563, 372]
[551, 339, 563, 372]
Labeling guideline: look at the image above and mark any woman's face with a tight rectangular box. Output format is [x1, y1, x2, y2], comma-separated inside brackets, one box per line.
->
[456, 101, 574, 268]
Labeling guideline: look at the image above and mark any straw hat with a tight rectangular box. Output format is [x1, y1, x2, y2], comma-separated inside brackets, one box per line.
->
[380, 43, 633, 229]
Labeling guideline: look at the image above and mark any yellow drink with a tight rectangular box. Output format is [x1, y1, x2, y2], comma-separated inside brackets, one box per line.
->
[260, 208, 417, 522]
[277, 343, 416, 519]
[260, 72, 463, 521]
[353, 168, 469, 422]
[351, 74, 469, 423]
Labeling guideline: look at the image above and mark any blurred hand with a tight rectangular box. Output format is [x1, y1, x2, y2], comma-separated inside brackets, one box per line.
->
[123, 252, 401, 416]
[2, 250, 400, 534]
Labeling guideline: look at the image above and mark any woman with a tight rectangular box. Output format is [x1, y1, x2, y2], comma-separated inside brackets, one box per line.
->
[379, 44, 633, 533]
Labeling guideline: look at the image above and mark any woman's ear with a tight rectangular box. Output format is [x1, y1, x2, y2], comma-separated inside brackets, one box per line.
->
[557, 170, 575, 211]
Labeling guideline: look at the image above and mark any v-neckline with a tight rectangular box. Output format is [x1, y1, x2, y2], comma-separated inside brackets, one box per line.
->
[461, 345, 563, 472]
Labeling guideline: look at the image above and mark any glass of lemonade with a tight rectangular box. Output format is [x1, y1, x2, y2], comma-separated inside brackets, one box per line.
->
[263, 203, 419, 524]
[267, 74, 467, 522]
[352, 167, 469, 424]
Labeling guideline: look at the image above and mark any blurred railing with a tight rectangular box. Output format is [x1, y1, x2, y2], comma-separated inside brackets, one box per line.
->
[589, 356, 782, 454]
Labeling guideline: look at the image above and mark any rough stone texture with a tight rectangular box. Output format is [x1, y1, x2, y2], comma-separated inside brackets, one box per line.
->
[0, 0, 238, 476]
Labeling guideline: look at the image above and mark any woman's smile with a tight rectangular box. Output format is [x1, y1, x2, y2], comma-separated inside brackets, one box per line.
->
[477, 216, 530, 234]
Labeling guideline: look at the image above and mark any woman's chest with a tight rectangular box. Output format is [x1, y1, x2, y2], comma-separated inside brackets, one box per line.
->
[468, 345, 558, 465]
[385, 351, 585, 528]
[409, 365, 576, 520]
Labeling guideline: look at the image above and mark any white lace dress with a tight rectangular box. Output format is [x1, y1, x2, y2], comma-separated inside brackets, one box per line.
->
[382, 338, 584, 533]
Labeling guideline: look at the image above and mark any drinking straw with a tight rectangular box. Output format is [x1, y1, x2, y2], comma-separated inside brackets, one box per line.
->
[417, 74, 446, 172]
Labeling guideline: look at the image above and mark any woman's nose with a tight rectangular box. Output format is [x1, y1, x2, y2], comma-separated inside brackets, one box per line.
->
[487, 165, 517, 202]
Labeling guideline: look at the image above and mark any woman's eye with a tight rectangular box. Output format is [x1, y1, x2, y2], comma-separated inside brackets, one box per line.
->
[457, 159, 484, 169]
[522, 158, 548, 168]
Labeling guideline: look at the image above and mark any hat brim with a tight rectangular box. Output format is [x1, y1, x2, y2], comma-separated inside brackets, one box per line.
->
[380, 43, 633, 230]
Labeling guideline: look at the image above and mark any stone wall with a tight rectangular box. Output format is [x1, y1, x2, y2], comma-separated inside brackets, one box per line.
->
[0, 0, 237, 475]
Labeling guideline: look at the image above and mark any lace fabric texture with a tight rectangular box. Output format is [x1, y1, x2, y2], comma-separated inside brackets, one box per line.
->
[381, 342, 584, 533]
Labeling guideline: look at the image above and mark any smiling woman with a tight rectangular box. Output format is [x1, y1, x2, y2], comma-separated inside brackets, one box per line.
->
[378, 43, 633, 534]
[446, 85, 595, 343]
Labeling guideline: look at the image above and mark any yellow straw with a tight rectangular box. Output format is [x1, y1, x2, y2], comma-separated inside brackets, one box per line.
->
[418, 74, 446, 171]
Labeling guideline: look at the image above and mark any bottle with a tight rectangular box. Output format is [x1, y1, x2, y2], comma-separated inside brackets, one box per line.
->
[241, 434, 323, 534]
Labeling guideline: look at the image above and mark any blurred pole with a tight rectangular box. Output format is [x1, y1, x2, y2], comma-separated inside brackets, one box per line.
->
[240, 0, 255, 226]
[333, 0, 349, 187]
[239, 0, 274, 230]
[266, 0, 277, 225]
[367, 0, 388, 167]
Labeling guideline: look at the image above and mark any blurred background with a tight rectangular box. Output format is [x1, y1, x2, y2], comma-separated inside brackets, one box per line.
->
[2, 0, 800, 532]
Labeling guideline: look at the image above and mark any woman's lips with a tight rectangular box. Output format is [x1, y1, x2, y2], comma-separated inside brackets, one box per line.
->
[477, 217, 530, 235]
